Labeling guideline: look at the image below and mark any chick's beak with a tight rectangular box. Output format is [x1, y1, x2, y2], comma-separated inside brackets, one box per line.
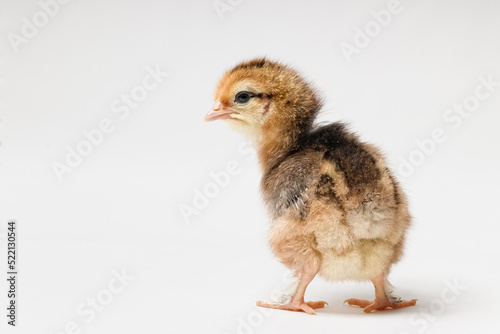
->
[204, 100, 234, 122]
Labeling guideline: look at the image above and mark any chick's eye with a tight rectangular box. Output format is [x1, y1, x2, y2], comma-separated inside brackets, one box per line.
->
[235, 91, 251, 104]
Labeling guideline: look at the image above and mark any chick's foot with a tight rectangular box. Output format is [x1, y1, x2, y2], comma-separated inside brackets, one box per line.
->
[344, 297, 417, 313]
[256, 300, 327, 315]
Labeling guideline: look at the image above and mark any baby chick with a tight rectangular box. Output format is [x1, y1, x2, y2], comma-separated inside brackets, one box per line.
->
[205, 58, 417, 314]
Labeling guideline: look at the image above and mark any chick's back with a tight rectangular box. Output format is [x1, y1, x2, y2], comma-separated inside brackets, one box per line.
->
[261, 122, 410, 280]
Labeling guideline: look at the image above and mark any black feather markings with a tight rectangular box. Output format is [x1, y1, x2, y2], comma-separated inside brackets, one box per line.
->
[303, 122, 381, 193]
[262, 122, 384, 220]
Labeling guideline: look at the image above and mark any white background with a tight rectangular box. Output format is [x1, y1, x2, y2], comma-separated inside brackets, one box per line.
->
[0, 0, 499, 333]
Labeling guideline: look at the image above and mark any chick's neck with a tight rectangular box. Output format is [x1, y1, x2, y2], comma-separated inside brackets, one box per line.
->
[256, 108, 315, 174]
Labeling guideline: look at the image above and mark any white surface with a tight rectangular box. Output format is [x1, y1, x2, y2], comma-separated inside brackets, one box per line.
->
[0, 0, 499, 333]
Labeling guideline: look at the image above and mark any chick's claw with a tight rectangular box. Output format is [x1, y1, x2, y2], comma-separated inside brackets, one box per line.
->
[345, 298, 417, 313]
[256, 300, 328, 315]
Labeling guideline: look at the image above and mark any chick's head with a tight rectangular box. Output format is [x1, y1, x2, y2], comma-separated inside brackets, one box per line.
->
[205, 58, 322, 137]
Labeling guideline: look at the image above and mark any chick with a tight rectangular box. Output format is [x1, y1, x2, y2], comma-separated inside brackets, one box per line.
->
[205, 58, 417, 314]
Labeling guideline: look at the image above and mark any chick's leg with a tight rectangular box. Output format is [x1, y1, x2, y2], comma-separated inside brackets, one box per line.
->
[345, 273, 417, 313]
[256, 264, 327, 315]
